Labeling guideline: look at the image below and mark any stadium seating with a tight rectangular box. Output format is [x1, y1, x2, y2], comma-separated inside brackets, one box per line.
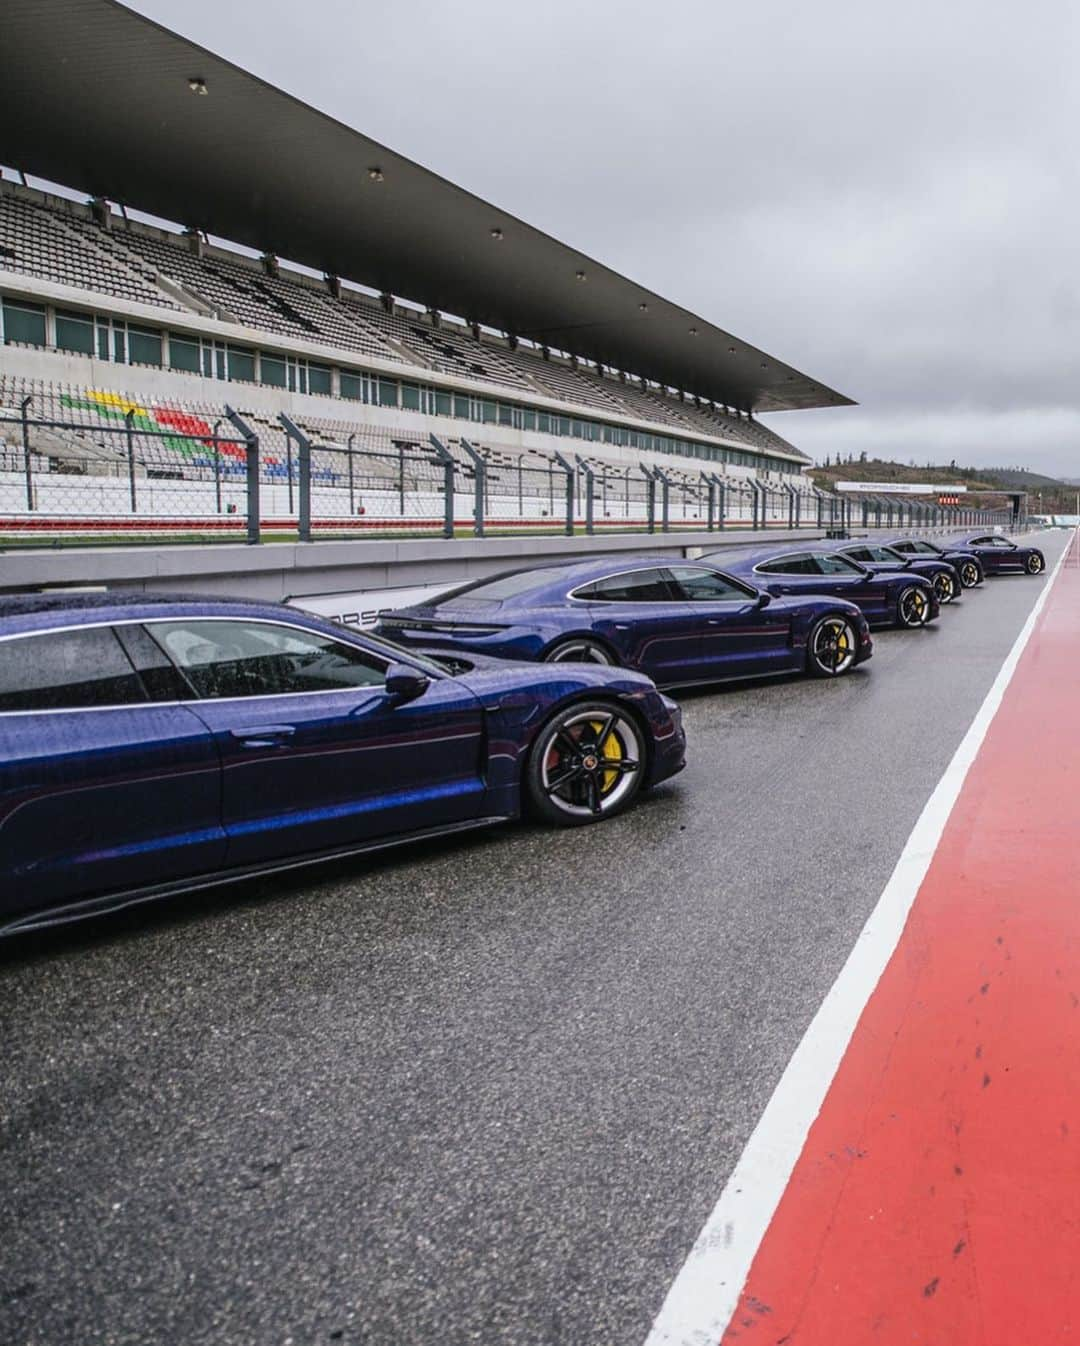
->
[0, 182, 802, 469]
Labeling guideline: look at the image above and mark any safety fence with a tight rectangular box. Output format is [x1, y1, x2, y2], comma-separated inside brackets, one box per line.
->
[0, 399, 1017, 546]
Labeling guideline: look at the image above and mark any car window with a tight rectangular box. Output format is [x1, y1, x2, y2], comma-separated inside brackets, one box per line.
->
[114, 623, 196, 702]
[438, 566, 570, 603]
[756, 554, 819, 575]
[0, 626, 147, 712]
[574, 569, 674, 602]
[910, 541, 939, 554]
[850, 545, 901, 563]
[815, 554, 864, 575]
[667, 566, 752, 601]
[147, 620, 389, 699]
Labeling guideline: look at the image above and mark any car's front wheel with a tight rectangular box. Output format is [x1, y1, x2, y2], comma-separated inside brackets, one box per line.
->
[1026, 552, 1045, 574]
[525, 701, 645, 825]
[807, 615, 858, 677]
[544, 637, 615, 666]
[897, 585, 932, 627]
[932, 571, 957, 604]
[958, 560, 982, 588]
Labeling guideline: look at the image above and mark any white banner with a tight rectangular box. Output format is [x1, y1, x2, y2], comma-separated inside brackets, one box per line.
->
[289, 583, 455, 629]
[834, 481, 969, 495]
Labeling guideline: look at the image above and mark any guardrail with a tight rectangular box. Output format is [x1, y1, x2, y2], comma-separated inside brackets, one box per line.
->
[0, 402, 1018, 547]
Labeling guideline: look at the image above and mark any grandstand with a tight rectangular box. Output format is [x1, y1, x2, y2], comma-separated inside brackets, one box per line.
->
[0, 0, 852, 542]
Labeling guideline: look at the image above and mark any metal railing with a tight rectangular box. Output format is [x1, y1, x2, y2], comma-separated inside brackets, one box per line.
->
[0, 400, 1019, 546]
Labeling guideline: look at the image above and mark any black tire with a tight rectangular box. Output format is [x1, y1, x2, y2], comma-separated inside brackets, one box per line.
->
[1026, 552, 1045, 574]
[525, 700, 645, 826]
[932, 571, 957, 604]
[958, 560, 982, 588]
[807, 614, 858, 677]
[544, 637, 616, 666]
[897, 584, 932, 628]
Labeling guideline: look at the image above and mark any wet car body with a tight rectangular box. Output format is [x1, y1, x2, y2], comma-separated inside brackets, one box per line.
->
[950, 533, 1046, 575]
[835, 539, 962, 604]
[376, 556, 873, 688]
[705, 544, 940, 628]
[0, 593, 685, 935]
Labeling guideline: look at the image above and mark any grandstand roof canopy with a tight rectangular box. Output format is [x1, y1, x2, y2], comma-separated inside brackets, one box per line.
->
[1, 0, 854, 415]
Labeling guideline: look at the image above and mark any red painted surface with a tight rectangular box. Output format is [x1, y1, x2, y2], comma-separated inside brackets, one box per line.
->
[725, 551, 1080, 1344]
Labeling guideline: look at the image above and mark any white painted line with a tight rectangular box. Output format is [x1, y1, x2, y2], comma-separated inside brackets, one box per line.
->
[643, 531, 1074, 1346]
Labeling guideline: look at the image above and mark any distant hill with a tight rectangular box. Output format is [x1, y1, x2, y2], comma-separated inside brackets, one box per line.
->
[808, 458, 1076, 510]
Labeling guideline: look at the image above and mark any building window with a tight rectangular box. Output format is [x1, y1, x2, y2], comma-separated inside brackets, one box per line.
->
[376, 378, 398, 408]
[1, 298, 46, 347]
[261, 354, 287, 388]
[481, 400, 497, 424]
[227, 346, 256, 382]
[127, 325, 162, 367]
[434, 389, 451, 416]
[55, 309, 95, 356]
[340, 371, 365, 401]
[453, 393, 470, 419]
[401, 382, 421, 411]
[308, 363, 332, 396]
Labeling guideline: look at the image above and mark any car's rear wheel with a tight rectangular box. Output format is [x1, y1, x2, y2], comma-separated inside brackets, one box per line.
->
[807, 615, 858, 677]
[525, 701, 645, 825]
[897, 585, 932, 627]
[932, 571, 957, 604]
[544, 637, 614, 666]
[1026, 552, 1045, 574]
[958, 560, 981, 587]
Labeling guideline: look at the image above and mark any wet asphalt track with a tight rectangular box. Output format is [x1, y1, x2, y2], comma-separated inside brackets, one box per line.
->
[0, 531, 1067, 1346]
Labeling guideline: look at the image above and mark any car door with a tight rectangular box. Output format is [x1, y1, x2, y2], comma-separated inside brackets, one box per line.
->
[753, 553, 831, 598]
[812, 553, 892, 618]
[574, 567, 705, 684]
[0, 623, 225, 921]
[666, 564, 799, 678]
[139, 616, 488, 866]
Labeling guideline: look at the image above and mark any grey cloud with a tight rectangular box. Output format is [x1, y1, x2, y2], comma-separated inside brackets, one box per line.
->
[125, 0, 1080, 475]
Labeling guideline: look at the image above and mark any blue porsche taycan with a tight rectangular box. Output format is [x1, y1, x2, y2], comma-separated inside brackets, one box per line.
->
[951, 533, 1046, 575]
[707, 543, 940, 628]
[879, 536, 984, 588]
[834, 539, 962, 604]
[0, 593, 686, 936]
[377, 556, 873, 686]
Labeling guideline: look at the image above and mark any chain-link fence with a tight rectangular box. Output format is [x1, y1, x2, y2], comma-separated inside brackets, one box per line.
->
[0, 384, 1018, 546]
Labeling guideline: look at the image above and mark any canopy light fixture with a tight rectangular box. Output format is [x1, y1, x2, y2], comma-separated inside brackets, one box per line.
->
[728, 346, 737, 354]
[688, 327, 698, 336]
[638, 302, 648, 312]
[367, 166, 384, 182]
[490, 227, 503, 240]
[575, 270, 586, 281]
[187, 77, 208, 95]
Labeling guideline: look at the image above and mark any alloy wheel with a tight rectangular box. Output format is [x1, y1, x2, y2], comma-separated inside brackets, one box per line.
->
[531, 705, 644, 823]
[898, 586, 930, 627]
[545, 639, 613, 665]
[809, 616, 857, 676]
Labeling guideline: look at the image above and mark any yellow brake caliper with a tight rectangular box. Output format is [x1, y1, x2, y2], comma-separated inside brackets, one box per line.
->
[593, 719, 623, 793]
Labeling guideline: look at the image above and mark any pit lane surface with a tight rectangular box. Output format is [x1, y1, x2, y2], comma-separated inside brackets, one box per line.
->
[0, 532, 1066, 1346]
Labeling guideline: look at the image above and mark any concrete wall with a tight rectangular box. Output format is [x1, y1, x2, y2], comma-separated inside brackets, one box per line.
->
[0, 525, 972, 604]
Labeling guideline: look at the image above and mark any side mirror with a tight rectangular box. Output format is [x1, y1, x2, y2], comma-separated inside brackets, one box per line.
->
[385, 663, 430, 703]
[755, 590, 772, 609]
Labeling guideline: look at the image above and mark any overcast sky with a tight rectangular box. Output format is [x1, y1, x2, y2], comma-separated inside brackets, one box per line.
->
[123, 0, 1080, 475]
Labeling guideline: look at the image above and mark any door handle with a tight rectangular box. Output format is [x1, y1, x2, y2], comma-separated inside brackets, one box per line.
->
[228, 725, 296, 749]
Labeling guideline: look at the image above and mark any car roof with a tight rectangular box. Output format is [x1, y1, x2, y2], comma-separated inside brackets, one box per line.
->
[0, 590, 321, 638]
[702, 542, 854, 568]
